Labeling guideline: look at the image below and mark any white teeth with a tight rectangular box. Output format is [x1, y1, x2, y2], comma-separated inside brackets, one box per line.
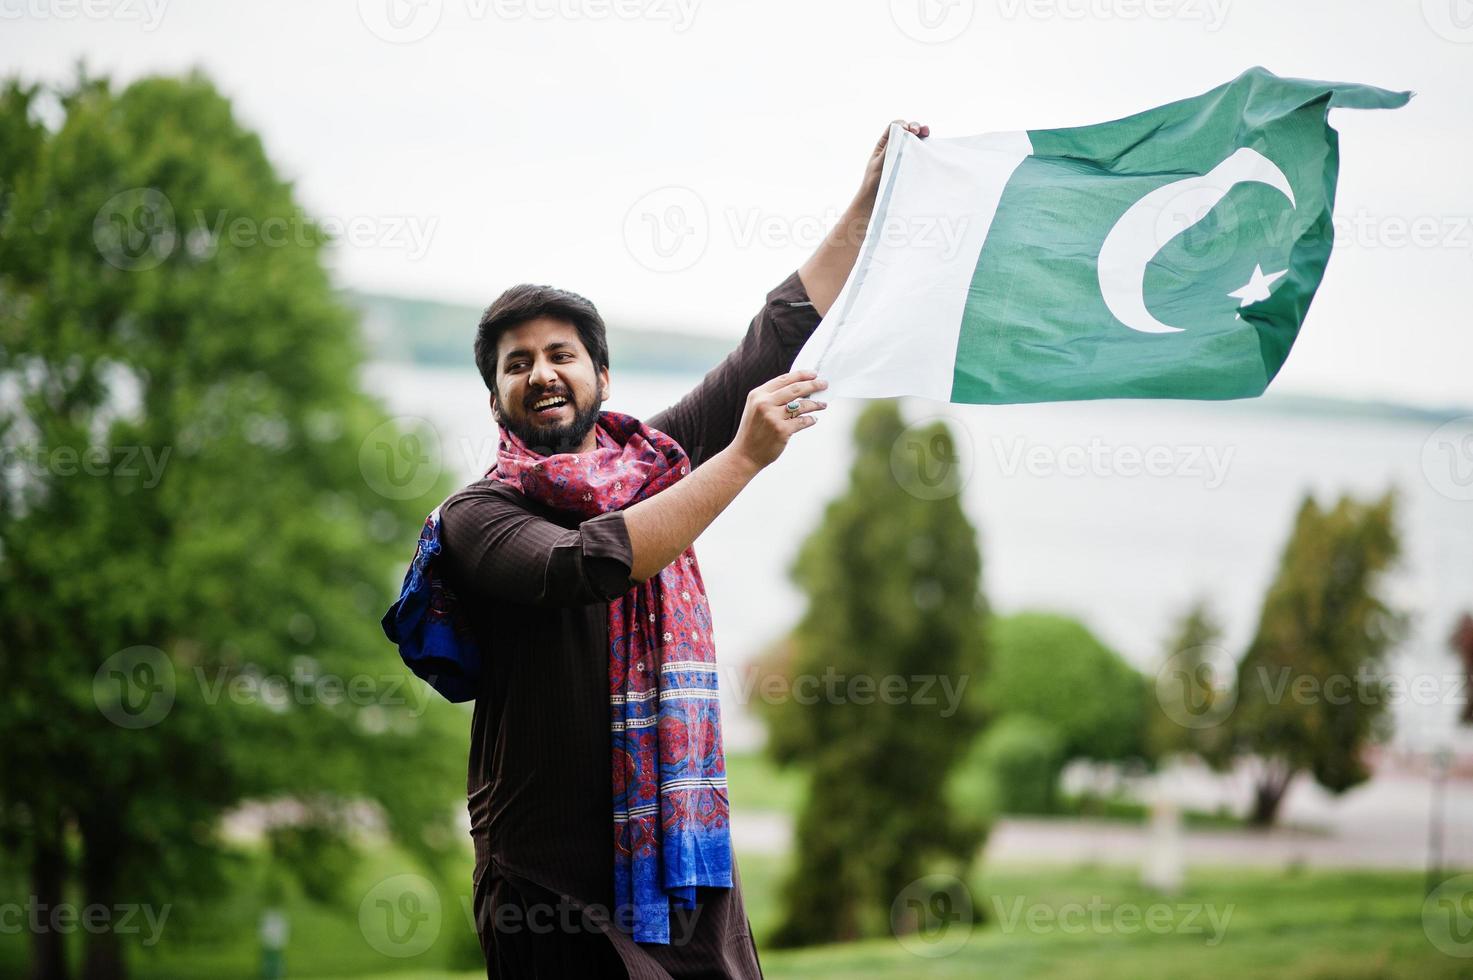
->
[533, 397, 567, 411]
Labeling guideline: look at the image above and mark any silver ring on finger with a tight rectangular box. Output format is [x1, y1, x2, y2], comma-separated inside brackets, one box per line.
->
[784, 399, 802, 417]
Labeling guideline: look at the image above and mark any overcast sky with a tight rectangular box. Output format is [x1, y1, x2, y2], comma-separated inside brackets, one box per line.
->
[5, 0, 1470, 406]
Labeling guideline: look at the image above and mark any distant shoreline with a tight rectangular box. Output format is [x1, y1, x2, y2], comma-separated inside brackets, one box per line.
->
[346, 287, 732, 377]
[349, 289, 1472, 427]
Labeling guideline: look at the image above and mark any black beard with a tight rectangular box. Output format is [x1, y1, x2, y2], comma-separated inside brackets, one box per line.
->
[501, 392, 603, 456]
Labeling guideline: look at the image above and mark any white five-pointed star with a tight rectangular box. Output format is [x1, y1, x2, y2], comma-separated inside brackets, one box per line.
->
[1228, 263, 1289, 308]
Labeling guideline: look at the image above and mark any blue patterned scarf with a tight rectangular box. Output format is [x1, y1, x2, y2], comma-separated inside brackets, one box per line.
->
[382, 411, 731, 944]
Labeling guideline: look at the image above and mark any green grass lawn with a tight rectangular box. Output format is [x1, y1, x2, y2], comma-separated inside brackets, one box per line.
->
[726, 748, 808, 814]
[0, 751, 1458, 979]
[755, 865, 1468, 980]
[0, 844, 487, 980]
[4, 846, 1460, 979]
[272, 863, 1463, 980]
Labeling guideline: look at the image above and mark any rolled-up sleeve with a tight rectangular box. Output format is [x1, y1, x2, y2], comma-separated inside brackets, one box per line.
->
[647, 269, 823, 468]
[440, 483, 634, 607]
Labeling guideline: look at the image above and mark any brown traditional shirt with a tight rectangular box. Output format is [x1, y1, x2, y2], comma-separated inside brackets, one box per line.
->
[439, 270, 822, 979]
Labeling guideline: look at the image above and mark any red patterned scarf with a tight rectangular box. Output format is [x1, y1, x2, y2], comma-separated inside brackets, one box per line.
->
[486, 410, 731, 944]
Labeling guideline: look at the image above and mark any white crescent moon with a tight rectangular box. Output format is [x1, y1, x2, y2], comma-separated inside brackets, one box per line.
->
[1097, 147, 1296, 335]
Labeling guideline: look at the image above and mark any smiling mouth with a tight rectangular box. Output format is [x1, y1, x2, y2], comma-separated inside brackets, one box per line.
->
[529, 394, 569, 417]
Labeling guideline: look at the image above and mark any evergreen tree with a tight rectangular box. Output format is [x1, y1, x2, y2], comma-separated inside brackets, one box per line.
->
[0, 72, 466, 979]
[1451, 613, 1473, 726]
[1149, 599, 1235, 765]
[760, 401, 988, 947]
[1227, 492, 1404, 826]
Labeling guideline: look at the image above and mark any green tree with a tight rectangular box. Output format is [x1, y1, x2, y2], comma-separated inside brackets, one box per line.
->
[759, 401, 988, 947]
[981, 612, 1153, 768]
[1451, 613, 1473, 726]
[1148, 599, 1235, 765]
[1227, 492, 1404, 826]
[950, 714, 1066, 816]
[0, 72, 467, 979]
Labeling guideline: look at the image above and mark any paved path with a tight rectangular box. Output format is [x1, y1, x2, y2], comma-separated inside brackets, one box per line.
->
[732, 765, 1473, 870]
[983, 816, 1462, 870]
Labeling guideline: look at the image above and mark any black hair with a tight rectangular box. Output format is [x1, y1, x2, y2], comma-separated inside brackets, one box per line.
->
[473, 284, 610, 392]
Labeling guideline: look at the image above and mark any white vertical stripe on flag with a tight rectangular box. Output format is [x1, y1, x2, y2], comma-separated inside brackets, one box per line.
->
[793, 126, 1034, 399]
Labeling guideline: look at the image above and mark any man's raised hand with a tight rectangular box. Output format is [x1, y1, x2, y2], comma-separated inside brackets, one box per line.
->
[730, 370, 829, 472]
[861, 119, 930, 201]
[799, 119, 930, 318]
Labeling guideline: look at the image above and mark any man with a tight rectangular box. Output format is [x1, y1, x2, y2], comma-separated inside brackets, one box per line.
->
[437, 120, 929, 978]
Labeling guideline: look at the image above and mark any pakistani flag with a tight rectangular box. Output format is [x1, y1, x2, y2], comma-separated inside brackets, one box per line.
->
[793, 68, 1410, 403]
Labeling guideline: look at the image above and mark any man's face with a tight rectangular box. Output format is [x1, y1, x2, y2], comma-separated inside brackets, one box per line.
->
[492, 316, 609, 455]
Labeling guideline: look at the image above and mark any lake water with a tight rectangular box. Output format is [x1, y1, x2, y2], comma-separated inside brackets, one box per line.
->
[364, 361, 1473, 753]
